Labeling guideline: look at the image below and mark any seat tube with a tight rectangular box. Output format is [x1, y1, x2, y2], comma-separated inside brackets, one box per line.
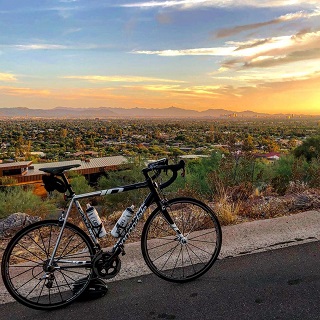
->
[48, 198, 73, 267]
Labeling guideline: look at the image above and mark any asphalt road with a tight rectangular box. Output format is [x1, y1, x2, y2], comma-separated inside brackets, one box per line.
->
[0, 241, 319, 320]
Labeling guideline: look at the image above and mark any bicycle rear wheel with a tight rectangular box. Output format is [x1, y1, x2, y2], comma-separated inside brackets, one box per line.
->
[141, 197, 222, 283]
[1, 220, 95, 310]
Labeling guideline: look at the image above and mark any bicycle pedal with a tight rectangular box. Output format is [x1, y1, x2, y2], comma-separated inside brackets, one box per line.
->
[76, 278, 108, 301]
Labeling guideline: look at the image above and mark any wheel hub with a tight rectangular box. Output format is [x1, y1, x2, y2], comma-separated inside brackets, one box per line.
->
[43, 259, 58, 273]
[178, 235, 188, 245]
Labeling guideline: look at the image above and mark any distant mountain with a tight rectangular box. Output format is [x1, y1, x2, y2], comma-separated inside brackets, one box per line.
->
[0, 106, 314, 119]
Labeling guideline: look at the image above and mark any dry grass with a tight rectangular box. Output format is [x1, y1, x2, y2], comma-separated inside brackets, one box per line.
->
[212, 182, 320, 224]
[213, 194, 239, 225]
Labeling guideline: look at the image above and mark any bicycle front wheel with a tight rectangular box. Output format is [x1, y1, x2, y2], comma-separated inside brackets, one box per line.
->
[141, 197, 222, 283]
[1, 220, 95, 310]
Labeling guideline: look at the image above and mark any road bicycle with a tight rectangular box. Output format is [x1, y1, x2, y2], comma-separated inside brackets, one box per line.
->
[1, 158, 222, 310]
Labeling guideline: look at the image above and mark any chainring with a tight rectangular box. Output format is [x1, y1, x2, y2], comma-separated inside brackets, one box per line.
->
[93, 252, 121, 279]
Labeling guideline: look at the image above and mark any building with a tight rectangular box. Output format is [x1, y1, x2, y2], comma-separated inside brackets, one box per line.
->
[0, 156, 130, 185]
[254, 152, 282, 161]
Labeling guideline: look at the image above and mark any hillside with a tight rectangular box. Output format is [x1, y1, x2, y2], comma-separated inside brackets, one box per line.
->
[0, 106, 309, 119]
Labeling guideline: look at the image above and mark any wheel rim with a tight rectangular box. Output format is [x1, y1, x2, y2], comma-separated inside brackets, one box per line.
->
[3, 221, 94, 309]
[143, 199, 221, 282]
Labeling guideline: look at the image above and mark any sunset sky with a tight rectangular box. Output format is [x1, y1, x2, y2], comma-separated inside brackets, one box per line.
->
[1, 0, 320, 114]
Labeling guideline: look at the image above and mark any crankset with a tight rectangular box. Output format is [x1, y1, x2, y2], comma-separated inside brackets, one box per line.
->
[93, 251, 121, 279]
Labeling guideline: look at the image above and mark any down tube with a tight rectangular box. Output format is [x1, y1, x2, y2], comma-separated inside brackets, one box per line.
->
[113, 193, 154, 251]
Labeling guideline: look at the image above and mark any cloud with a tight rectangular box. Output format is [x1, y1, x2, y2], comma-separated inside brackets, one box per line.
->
[1, 43, 110, 51]
[123, 83, 237, 99]
[126, 84, 181, 91]
[0, 3, 82, 18]
[63, 75, 185, 83]
[215, 10, 320, 38]
[212, 65, 320, 84]
[0, 73, 17, 82]
[227, 30, 320, 68]
[243, 48, 320, 69]
[0, 86, 51, 96]
[134, 29, 320, 72]
[63, 28, 82, 35]
[15, 44, 69, 50]
[120, 0, 320, 9]
[133, 47, 236, 56]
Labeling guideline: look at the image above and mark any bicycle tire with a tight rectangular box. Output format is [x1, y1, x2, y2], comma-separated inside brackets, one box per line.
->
[141, 197, 222, 283]
[1, 220, 96, 310]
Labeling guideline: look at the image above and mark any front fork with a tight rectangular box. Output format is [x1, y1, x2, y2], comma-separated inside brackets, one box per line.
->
[159, 199, 187, 244]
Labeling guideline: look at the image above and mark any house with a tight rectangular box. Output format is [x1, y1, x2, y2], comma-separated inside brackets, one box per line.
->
[0, 156, 131, 185]
[0, 161, 32, 178]
[254, 152, 282, 161]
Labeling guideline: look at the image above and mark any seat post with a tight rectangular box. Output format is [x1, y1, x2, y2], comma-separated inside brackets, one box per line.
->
[58, 172, 75, 197]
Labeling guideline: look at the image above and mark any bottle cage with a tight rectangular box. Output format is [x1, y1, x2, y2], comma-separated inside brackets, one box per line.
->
[42, 174, 67, 193]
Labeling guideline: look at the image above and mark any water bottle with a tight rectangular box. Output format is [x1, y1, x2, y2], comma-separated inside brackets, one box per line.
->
[111, 205, 134, 238]
[86, 204, 107, 238]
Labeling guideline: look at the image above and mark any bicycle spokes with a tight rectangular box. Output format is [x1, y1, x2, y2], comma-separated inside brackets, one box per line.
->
[142, 198, 222, 282]
[2, 221, 95, 309]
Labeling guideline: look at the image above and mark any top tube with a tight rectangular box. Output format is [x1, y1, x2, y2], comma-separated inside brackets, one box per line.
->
[39, 158, 185, 197]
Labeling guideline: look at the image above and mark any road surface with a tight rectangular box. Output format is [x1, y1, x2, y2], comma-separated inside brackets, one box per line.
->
[0, 240, 319, 320]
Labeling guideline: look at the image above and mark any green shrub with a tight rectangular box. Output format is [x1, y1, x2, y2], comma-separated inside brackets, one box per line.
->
[70, 175, 94, 194]
[294, 135, 320, 161]
[0, 176, 18, 186]
[305, 158, 320, 188]
[270, 156, 294, 195]
[97, 163, 148, 214]
[183, 152, 223, 199]
[0, 186, 56, 219]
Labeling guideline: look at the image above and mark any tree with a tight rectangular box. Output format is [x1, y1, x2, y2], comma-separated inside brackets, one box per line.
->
[294, 135, 320, 161]
[242, 134, 255, 152]
[261, 136, 279, 152]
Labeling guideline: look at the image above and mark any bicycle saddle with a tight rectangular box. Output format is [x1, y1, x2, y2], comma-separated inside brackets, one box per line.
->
[39, 164, 81, 175]
[40, 164, 80, 193]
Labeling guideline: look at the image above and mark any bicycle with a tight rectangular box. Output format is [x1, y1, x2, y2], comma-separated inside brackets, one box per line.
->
[1, 158, 222, 310]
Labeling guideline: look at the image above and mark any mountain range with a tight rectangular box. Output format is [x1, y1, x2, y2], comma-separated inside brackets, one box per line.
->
[0, 107, 314, 119]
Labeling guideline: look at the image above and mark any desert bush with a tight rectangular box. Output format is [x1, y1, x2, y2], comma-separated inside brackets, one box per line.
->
[285, 181, 309, 194]
[238, 196, 291, 220]
[293, 135, 320, 161]
[97, 162, 149, 214]
[183, 153, 222, 198]
[0, 176, 18, 186]
[302, 157, 320, 188]
[0, 186, 56, 219]
[270, 156, 294, 195]
[213, 194, 239, 225]
[70, 175, 94, 194]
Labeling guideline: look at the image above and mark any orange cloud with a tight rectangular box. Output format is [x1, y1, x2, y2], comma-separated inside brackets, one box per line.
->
[0, 86, 51, 96]
[63, 75, 185, 83]
[0, 73, 17, 82]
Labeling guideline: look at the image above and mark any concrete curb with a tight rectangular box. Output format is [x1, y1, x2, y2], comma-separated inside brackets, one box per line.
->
[107, 210, 320, 282]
